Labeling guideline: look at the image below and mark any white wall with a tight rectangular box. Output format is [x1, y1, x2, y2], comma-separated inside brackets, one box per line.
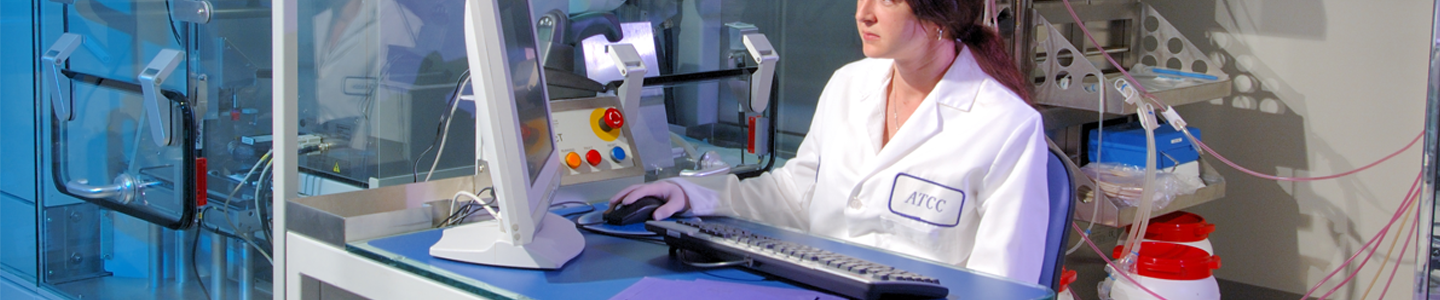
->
[1148, 0, 1431, 298]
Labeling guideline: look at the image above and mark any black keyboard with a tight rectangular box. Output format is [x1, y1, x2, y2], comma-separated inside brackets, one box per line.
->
[645, 220, 949, 300]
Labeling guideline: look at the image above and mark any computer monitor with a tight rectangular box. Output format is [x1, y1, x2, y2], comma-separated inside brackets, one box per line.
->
[429, 0, 583, 269]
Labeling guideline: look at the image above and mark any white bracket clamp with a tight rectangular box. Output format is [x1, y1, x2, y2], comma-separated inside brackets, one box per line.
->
[606, 43, 646, 115]
[43, 33, 82, 121]
[139, 49, 185, 147]
[741, 33, 778, 113]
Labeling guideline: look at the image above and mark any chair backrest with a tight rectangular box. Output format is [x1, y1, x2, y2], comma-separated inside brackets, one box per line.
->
[1038, 148, 1076, 291]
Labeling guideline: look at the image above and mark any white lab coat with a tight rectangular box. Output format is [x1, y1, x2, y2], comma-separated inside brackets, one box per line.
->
[670, 46, 1050, 284]
[312, 0, 422, 125]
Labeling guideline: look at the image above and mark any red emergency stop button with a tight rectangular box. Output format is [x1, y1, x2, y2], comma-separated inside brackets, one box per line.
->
[565, 152, 582, 169]
[585, 149, 602, 166]
[600, 107, 624, 131]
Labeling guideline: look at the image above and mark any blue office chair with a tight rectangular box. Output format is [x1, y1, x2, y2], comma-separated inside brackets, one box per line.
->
[1039, 145, 1078, 291]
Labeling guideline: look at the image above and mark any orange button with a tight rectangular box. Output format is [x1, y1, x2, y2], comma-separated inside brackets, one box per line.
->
[585, 149, 602, 166]
[565, 152, 582, 169]
[600, 107, 624, 130]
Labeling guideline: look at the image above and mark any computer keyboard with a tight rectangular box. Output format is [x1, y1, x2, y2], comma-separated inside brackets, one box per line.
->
[645, 220, 949, 300]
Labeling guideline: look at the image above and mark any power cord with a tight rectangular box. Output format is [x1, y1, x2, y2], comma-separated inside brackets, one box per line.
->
[436, 187, 497, 228]
[190, 207, 212, 300]
[414, 70, 471, 182]
[163, 0, 184, 47]
[221, 151, 274, 263]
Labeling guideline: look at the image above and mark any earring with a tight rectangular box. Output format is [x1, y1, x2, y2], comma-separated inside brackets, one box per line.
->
[937, 28, 945, 40]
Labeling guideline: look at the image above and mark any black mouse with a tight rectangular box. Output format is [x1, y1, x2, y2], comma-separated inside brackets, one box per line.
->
[604, 196, 665, 225]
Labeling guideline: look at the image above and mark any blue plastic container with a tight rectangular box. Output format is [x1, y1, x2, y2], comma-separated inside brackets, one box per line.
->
[1088, 123, 1202, 169]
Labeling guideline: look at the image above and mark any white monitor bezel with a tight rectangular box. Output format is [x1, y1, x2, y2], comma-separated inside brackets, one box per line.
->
[464, 0, 562, 246]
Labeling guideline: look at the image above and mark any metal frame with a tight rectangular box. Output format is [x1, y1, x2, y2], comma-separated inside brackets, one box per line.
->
[1416, 1, 1440, 298]
[285, 233, 482, 300]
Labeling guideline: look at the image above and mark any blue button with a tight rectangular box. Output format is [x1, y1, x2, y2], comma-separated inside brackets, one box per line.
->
[610, 147, 627, 162]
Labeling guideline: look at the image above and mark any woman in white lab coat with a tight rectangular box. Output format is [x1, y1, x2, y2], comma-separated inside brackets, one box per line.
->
[611, 0, 1049, 284]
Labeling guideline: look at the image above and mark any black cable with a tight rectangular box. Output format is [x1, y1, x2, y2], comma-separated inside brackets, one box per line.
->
[559, 205, 596, 218]
[575, 225, 669, 245]
[434, 187, 497, 228]
[701, 269, 769, 282]
[191, 207, 213, 300]
[163, 0, 184, 47]
[674, 248, 748, 268]
[414, 70, 471, 182]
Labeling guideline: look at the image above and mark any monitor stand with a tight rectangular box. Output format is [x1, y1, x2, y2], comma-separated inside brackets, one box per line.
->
[429, 212, 585, 269]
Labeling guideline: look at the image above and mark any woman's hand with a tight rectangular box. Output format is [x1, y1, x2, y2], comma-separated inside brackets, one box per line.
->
[609, 181, 690, 220]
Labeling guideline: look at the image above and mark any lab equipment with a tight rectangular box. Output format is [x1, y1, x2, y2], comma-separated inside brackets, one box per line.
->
[1102, 242, 1220, 300]
[645, 220, 949, 300]
[428, 0, 584, 270]
[1081, 163, 1202, 211]
[37, 0, 281, 298]
[547, 45, 649, 203]
[551, 95, 646, 184]
[1088, 123, 1203, 169]
[49, 52, 200, 229]
[1119, 211, 1216, 255]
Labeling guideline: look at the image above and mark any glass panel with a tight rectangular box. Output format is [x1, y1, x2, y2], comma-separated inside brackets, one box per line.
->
[36, 0, 219, 299]
[0, 0, 39, 200]
[1, 195, 37, 281]
[52, 0, 195, 228]
[0, 0, 38, 280]
[549, 0, 790, 175]
[297, 0, 475, 190]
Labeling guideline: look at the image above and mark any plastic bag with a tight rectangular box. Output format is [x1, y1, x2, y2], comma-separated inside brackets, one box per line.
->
[1080, 162, 1203, 211]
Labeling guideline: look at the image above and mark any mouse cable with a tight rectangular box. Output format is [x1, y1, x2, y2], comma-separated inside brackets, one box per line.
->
[673, 248, 749, 268]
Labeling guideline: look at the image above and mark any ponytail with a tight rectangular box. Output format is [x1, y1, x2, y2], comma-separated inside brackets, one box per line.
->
[957, 24, 1032, 104]
[907, 0, 1032, 104]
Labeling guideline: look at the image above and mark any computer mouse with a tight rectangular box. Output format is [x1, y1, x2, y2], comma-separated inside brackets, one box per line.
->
[604, 196, 665, 225]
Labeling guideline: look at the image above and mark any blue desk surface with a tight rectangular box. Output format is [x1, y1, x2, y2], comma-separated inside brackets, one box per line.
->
[350, 205, 1053, 300]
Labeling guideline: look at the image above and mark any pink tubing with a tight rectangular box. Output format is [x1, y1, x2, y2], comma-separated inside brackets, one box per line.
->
[1303, 171, 1422, 299]
[1194, 133, 1422, 182]
[1056, 1, 1426, 297]
[1073, 222, 1168, 300]
[1377, 204, 1421, 300]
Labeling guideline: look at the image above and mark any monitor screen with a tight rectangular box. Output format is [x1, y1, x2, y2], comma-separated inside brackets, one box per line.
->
[430, 0, 582, 269]
[497, 0, 554, 186]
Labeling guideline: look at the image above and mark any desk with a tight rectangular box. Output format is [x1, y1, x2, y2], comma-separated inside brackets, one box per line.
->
[337, 204, 1054, 300]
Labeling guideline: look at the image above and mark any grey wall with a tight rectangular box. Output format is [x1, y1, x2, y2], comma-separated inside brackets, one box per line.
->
[1147, 1, 1429, 298]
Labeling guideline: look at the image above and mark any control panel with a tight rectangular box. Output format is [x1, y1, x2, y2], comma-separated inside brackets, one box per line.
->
[550, 96, 645, 185]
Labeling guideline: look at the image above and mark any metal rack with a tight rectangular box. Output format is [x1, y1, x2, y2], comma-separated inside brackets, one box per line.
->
[1005, 0, 1231, 226]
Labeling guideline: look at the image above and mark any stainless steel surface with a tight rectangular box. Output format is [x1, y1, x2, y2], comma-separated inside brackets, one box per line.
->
[173, 229, 188, 284]
[211, 234, 226, 300]
[64, 174, 141, 204]
[1032, 2, 1139, 26]
[240, 245, 253, 300]
[286, 175, 481, 247]
[1028, 3, 1232, 116]
[1072, 158, 1227, 227]
[149, 225, 162, 289]
[1136, 5, 1226, 79]
[1419, 1, 1440, 298]
[41, 203, 108, 284]
[550, 96, 647, 186]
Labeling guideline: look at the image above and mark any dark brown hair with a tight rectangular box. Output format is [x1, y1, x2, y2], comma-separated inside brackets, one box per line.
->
[905, 0, 1031, 103]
